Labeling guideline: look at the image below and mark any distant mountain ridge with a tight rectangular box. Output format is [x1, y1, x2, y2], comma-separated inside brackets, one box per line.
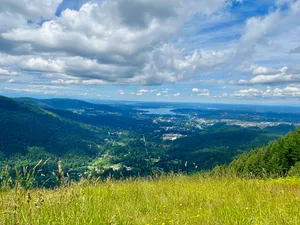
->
[15, 97, 126, 113]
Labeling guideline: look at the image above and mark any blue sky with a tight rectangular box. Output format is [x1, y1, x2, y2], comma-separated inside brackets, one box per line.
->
[0, 0, 300, 104]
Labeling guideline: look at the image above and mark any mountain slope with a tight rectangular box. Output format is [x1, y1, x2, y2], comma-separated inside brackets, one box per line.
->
[15, 97, 128, 114]
[228, 128, 300, 176]
[0, 96, 104, 157]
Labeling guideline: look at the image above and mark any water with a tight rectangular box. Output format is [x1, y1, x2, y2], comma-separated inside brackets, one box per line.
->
[139, 108, 176, 115]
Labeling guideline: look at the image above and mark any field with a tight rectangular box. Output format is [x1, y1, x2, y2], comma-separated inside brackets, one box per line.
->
[1, 175, 300, 225]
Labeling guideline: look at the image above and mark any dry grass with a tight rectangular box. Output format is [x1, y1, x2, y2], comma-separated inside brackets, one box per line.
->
[1, 175, 300, 225]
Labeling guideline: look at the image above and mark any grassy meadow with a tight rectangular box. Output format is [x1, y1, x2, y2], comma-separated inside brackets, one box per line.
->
[1, 175, 300, 225]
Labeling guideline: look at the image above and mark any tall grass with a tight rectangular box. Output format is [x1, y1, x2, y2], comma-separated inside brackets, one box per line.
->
[1, 174, 300, 225]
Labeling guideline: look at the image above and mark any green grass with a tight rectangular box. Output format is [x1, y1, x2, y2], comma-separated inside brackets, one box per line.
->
[1, 175, 300, 225]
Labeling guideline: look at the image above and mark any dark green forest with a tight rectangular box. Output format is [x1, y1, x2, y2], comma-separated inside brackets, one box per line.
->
[225, 128, 300, 177]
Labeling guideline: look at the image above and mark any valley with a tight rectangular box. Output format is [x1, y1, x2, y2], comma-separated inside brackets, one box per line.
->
[1, 96, 299, 187]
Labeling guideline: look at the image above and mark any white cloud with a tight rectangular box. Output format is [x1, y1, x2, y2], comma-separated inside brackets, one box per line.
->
[7, 79, 15, 83]
[0, 0, 62, 35]
[82, 79, 105, 85]
[4, 87, 41, 93]
[3, 86, 63, 95]
[51, 79, 80, 85]
[1, 0, 229, 85]
[232, 85, 300, 98]
[0, 68, 18, 76]
[118, 90, 125, 95]
[232, 88, 263, 97]
[238, 10, 281, 56]
[129, 44, 231, 85]
[173, 93, 181, 97]
[192, 88, 210, 96]
[1, 0, 300, 100]
[0, 54, 23, 66]
[236, 66, 300, 85]
[162, 88, 171, 93]
[197, 92, 210, 97]
[21, 58, 64, 73]
[138, 89, 157, 93]
[252, 66, 278, 75]
[0, 0, 62, 21]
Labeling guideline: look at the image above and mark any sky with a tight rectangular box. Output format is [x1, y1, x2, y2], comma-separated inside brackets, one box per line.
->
[0, 0, 300, 105]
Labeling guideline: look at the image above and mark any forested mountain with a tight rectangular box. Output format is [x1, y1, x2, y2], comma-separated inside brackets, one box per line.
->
[15, 97, 127, 114]
[227, 128, 300, 177]
[0, 96, 104, 157]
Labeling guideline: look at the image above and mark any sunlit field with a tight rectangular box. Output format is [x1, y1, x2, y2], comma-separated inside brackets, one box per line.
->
[1, 175, 300, 225]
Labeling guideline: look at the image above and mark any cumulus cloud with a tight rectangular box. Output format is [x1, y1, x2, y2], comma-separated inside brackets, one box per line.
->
[21, 58, 64, 73]
[51, 79, 80, 85]
[0, 0, 62, 21]
[173, 93, 181, 97]
[0, 54, 23, 66]
[0, 0, 229, 85]
[82, 79, 106, 85]
[235, 66, 300, 85]
[232, 88, 263, 97]
[237, 10, 281, 56]
[0, 68, 18, 76]
[4, 87, 41, 94]
[129, 44, 231, 85]
[252, 66, 278, 75]
[237, 0, 300, 61]
[118, 90, 125, 95]
[0, 0, 62, 36]
[7, 79, 15, 83]
[233, 85, 300, 98]
[138, 89, 157, 93]
[1, 0, 300, 100]
[192, 88, 210, 96]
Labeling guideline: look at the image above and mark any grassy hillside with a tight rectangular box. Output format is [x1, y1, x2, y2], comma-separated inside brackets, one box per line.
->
[227, 128, 300, 177]
[1, 175, 300, 225]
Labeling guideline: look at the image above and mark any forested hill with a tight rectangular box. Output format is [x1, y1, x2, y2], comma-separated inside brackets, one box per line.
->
[0, 95, 104, 157]
[15, 97, 128, 114]
[228, 128, 300, 177]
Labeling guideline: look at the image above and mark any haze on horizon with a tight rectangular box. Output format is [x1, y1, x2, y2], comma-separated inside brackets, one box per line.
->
[0, 0, 300, 105]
